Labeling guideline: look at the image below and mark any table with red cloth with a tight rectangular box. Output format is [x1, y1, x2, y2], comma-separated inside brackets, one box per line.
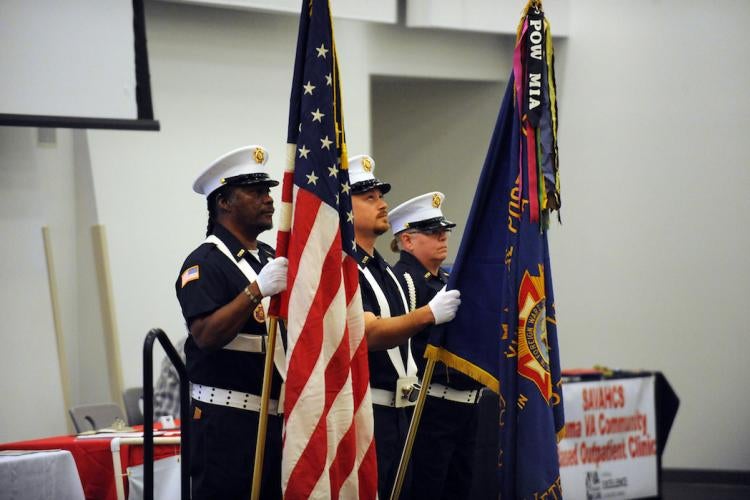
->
[0, 430, 180, 500]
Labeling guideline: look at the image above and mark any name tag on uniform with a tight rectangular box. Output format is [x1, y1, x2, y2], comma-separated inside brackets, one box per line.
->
[395, 375, 419, 408]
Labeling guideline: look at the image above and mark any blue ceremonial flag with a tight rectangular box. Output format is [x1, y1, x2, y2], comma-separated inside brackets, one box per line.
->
[424, 4, 564, 496]
[425, 73, 565, 498]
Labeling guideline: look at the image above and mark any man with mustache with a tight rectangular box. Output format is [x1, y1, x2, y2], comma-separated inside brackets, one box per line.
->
[348, 155, 462, 498]
[390, 192, 485, 500]
[175, 145, 288, 499]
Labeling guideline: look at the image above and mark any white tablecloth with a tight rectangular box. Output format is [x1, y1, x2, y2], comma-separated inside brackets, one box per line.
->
[127, 455, 181, 500]
[0, 449, 84, 500]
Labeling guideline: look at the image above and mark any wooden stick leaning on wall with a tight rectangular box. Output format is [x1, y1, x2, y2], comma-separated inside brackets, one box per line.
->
[42, 226, 74, 434]
[91, 224, 125, 410]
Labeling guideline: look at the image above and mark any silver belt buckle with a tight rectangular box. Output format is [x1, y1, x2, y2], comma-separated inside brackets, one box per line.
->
[395, 376, 419, 408]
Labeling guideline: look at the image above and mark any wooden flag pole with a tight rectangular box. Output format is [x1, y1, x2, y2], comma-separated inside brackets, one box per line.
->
[252, 143, 294, 499]
[251, 315, 279, 500]
[390, 357, 436, 500]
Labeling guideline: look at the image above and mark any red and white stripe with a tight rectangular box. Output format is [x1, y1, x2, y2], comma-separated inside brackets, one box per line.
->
[279, 145, 376, 500]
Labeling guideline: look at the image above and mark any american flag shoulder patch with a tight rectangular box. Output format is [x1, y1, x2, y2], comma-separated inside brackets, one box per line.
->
[181, 265, 200, 287]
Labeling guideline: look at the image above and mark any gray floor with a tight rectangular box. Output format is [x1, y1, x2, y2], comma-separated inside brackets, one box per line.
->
[661, 481, 750, 500]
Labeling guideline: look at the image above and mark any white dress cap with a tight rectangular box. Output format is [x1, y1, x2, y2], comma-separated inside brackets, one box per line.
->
[193, 145, 279, 197]
[347, 154, 391, 194]
[389, 192, 456, 236]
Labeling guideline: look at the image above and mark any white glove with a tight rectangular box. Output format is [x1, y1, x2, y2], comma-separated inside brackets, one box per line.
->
[428, 286, 461, 325]
[256, 257, 288, 297]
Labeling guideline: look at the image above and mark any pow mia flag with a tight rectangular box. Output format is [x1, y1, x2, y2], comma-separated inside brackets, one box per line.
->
[513, 0, 561, 223]
[525, 7, 545, 126]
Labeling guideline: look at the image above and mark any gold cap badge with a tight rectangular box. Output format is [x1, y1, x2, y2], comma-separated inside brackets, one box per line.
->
[432, 193, 441, 208]
[362, 157, 372, 172]
[253, 147, 266, 164]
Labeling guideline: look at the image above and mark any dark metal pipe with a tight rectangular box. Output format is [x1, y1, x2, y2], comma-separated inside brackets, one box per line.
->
[143, 328, 190, 500]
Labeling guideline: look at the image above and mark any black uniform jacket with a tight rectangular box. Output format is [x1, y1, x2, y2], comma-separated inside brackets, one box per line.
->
[175, 223, 282, 398]
[356, 245, 411, 392]
[393, 251, 481, 391]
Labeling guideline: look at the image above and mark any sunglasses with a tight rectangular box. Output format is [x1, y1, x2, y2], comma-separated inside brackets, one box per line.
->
[406, 228, 452, 236]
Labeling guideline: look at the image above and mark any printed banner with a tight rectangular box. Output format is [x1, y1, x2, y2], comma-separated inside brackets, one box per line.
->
[559, 376, 658, 499]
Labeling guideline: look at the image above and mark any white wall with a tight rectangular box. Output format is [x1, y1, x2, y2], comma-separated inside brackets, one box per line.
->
[552, 0, 750, 470]
[371, 76, 506, 261]
[1, 0, 748, 472]
[162, 0, 398, 23]
[0, 127, 111, 441]
[0, 129, 75, 441]
[72, 133, 113, 405]
[406, 0, 571, 36]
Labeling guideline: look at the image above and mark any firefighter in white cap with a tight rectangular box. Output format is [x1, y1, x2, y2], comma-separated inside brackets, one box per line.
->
[390, 192, 485, 500]
[175, 145, 287, 499]
[348, 155, 462, 498]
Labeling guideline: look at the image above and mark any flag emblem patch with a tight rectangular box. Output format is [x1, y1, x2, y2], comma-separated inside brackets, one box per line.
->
[517, 266, 552, 401]
[181, 265, 200, 287]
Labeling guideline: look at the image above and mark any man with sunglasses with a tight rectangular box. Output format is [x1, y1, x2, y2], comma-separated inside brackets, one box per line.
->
[390, 192, 485, 500]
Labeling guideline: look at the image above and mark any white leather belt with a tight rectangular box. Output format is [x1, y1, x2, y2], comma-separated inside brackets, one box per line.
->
[372, 384, 482, 406]
[192, 383, 282, 415]
[427, 383, 482, 404]
[370, 388, 398, 407]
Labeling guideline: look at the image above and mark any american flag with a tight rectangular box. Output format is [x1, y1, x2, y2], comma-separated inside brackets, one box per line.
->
[274, 1, 377, 498]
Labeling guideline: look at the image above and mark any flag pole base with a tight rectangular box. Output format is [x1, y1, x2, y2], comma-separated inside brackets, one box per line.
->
[389, 358, 436, 500]
[251, 316, 278, 500]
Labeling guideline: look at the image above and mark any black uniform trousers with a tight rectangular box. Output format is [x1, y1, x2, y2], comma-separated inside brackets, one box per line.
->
[190, 401, 282, 500]
[408, 396, 480, 500]
[373, 404, 413, 500]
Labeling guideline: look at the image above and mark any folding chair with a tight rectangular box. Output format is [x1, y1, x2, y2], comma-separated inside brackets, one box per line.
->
[69, 403, 125, 433]
[123, 387, 144, 426]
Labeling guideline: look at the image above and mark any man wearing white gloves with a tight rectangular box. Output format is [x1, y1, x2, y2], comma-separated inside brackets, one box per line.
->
[390, 192, 484, 500]
[175, 145, 287, 500]
[348, 155, 461, 499]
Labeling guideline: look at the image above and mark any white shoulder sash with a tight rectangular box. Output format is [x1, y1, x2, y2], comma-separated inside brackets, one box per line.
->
[204, 235, 286, 380]
[358, 264, 417, 378]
